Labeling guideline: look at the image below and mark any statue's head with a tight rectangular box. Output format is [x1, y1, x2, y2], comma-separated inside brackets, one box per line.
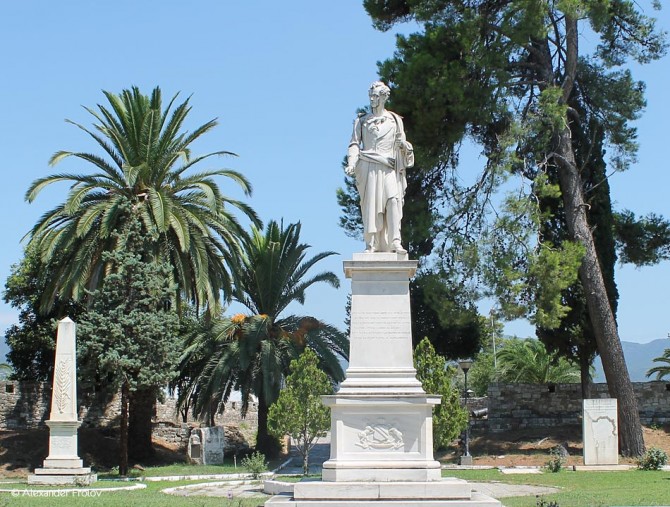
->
[369, 81, 390, 100]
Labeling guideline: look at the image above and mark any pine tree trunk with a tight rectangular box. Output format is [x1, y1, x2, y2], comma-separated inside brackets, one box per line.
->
[554, 127, 645, 456]
[579, 352, 591, 400]
[119, 381, 129, 476]
[535, 15, 645, 458]
[128, 386, 156, 461]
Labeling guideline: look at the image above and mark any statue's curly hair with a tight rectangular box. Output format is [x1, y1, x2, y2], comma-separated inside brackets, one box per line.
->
[368, 81, 390, 98]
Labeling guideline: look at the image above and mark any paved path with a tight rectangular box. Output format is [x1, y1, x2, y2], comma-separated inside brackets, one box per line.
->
[162, 479, 559, 500]
[162, 480, 266, 498]
[277, 434, 331, 475]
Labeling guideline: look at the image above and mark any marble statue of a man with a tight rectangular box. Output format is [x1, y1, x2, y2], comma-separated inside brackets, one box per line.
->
[345, 81, 414, 253]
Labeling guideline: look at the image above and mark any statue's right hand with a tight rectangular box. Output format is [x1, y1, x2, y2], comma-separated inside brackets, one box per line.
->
[345, 165, 355, 176]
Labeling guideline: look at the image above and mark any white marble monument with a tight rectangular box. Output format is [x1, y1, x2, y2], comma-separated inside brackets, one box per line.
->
[188, 427, 225, 465]
[265, 81, 500, 506]
[29, 317, 96, 485]
[583, 398, 619, 465]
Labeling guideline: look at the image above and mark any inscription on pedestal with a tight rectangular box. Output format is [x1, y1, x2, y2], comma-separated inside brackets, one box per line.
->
[51, 436, 71, 452]
[351, 311, 410, 340]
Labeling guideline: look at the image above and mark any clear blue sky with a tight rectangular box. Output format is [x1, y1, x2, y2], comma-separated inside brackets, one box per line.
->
[0, 1, 668, 362]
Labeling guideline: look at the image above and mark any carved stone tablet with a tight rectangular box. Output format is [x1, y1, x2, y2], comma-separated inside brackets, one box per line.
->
[583, 398, 618, 465]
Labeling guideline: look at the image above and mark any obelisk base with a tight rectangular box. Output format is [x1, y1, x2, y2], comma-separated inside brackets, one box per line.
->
[29, 420, 97, 485]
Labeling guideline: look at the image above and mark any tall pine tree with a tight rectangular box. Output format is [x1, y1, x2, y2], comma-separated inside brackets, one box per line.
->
[79, 206, 179, 472]
[360, 0, 667, 455]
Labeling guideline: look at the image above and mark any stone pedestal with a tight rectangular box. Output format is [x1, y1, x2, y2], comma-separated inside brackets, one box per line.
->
[321, 253, 442, 483]
[336, 253, 424, 395]
[322, 394, 441, 482]
[265, 254, 500, 506]
[29, 318, 96, 485]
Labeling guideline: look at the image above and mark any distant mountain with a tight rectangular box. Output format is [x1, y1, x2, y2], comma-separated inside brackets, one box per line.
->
[593, 339, 669, 383]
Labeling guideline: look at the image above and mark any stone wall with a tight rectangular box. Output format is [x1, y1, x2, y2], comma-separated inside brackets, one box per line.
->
[0, 381, 259, 440]
[0, 382, 50, 429]
[4, 379, 669, 437]
[486, 381, 670, 431]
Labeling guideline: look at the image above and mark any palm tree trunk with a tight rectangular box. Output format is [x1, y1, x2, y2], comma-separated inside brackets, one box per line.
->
[255, 394, 280, 457]
[119, 381, 129, 476]
[209, 400, 216, 427]
[128, 386, 156, 461]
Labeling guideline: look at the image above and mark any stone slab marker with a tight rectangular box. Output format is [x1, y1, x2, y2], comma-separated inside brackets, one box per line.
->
[188, 427, 225, 465]
[29, 317, 96, 485]
[583, 398, 618, 465]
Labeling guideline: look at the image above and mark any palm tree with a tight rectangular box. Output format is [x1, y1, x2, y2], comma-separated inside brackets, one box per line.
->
[25, 86, 259, 313]
[646, 348, 670, 380]
[178, 220, 349, 456]
[25, 86, 259, 459]
[497, 338, 581, 384]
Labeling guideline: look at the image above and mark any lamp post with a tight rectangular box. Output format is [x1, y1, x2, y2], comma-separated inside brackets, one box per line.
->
[458, 359, 474, 465]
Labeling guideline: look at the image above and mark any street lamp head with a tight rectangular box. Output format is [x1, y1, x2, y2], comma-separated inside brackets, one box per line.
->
[458, 359, 474, 374]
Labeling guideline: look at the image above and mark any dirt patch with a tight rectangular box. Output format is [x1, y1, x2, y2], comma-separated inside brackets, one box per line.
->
[0, 427, 185, 478]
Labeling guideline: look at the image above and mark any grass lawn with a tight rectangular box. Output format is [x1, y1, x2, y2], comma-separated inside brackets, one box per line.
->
[98, 463, 246, 478]
[0, 481, 138, 490]
[0, 480, 266, 506]
[1, 468, 668, 506]
[96, 455, 286, 479]
[445, 469, 670, 507]
[272, 474, 320, 483]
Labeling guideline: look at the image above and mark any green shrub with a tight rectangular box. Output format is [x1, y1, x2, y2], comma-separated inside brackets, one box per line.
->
[536, 497, 559, 507]
[413, 337, 468, 450]
[544, 446, 565, 473]
[241, 451, 268, 479]
[637, 447, 668, 470]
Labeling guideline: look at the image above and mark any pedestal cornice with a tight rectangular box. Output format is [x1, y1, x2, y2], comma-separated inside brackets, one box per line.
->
[344, 253, 418, 278]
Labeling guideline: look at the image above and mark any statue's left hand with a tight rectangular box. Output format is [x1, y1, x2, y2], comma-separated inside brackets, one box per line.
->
[394, 138, 408, 150]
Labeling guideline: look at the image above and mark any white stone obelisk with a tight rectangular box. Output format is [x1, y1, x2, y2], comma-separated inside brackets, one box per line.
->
[29, 317, 96, 485]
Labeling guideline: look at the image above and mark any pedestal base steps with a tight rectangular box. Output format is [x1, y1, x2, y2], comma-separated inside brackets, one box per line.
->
[264, 478, 501, 506]
[28, 466, 97, 486]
